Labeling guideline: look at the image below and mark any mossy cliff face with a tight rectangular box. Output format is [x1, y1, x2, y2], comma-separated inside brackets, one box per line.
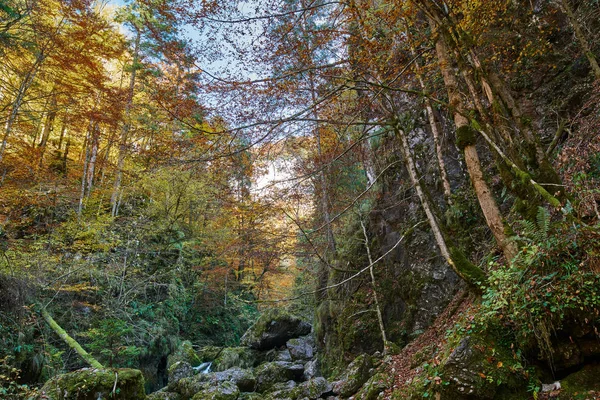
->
[39, 368, 145, 400]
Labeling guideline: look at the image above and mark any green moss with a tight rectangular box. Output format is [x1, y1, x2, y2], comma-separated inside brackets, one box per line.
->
[560, 364, 600, 398]
[455, 125, 477, 150]
[212, 347, 263, 371]
[40, 368, 146, 400]
[167, 341, 201, 369]
[355, 371, 394, 400]
[448, 247, 487, 289]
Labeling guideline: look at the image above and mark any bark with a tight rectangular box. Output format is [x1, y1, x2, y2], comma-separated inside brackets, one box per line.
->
[0, 54, 44, 164]
[78, 121, 92, 216]
[560, 0, 600, 80]
[434, 30, 518, 262]
[111, 30, 141, 217]
[41, 308, 104, 369]
[395, 125, 486, 287]
[360, 219, 387, 353]
[86, 122, 100, 197]
[38, 93, 57, 166]
[410, 44, 453, 205]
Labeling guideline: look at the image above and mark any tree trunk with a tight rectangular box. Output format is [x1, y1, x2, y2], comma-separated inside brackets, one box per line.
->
[360, 219, 388, 353]
[0, 53, 44, 165]
[86, 122, 100, 198]
[433, 31, 518, 262]
[40, 308, 104, 369]
[38, 93, 57, 167]
[395, 125, 486, 287]
[560, 0, 600, 80]
[111, 30, 141, 217]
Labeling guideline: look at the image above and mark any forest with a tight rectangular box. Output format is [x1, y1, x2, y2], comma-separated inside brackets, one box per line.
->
[0, 0, 599, 399]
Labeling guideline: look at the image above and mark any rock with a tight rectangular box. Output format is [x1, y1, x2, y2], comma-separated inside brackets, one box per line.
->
[241, 309, 312, 351]
[213, 367, 256, 392]
[561, 364, 600, 397]
[297, 377, 332, 399]
[168, 361, 193, 385]
[266, 348, 293, 362]
[167, 341, 201, 370]
[303, 360, 319, 380]
[239, 393, 265, 400]
[171, 374, 212, 399]
[354, 372, 394, 400]
[255, 361, 304, 392]
[197, 346, 223, 362]
[286, 336, 314, 361]
[40, 368, 145, 400]
[331, 354, 373, 397]
[146, 389, 181, 400]
[213, 347, 264, 371]
[190, 380, 239, 400]
[438, 335, 526, 399]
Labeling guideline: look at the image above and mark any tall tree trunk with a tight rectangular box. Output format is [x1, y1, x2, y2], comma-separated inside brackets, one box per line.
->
[0, 53, 44, 165]
[560, 0, 600, 80]
[395, 125, 486, 287]
[78, 121, 93, 216]
[111, 30, 141, 217]
[360, 219, 388, 353]
[433, 29, 518, 262]
[86, 122, 100, 198]
[38, 92, 57, 167]
[409, 40, 453, 205]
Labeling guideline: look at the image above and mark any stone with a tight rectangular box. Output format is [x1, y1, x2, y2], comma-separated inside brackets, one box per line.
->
[286, 336, 314, 361]
[40, 368, 146, 400]
[331, 354, 373, 397]
[354, 372, 394, 400]
[303, 359, 319, 381]
[213, 347, 264, 371]
[213, 367, 256, 392]
[241, 309, 312, 351]
[146, 389, 181, 400]
[171, 374, 212, 399]
[297, 377, 332, 399]
[560, 364, 600, 397]
[168, 361, 193, 385]
[167, 341, 201, 370]
[255, 361, 304, 392]
[190, 380, 239, 400]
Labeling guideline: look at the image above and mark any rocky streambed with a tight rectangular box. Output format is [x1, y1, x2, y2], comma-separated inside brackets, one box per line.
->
[38, 309, 390, 400]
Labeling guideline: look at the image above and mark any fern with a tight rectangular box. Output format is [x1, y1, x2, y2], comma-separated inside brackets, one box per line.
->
[536, 207, 550, 239]
[515, 207, 551, 244]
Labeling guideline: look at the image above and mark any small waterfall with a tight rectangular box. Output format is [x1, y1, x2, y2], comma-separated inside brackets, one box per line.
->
[193, 362, 212, 374]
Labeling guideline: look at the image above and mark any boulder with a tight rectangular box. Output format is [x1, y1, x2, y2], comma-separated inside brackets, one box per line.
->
[331, 354, 373, 397]
[171, 374, 212, 399]
[168, 361, 193, 385]
[147, 389, 181, 400]
[190, 380, 239, 400]
[286, 336, 314, 361]
[167, 341, 201, 370]
[354, 372, 394, 400]
[40, 368, 145, 400]
[303, 359, 319, 381]
[213, 367, 256, 392]
[265, 348, 293, 362]
[560, 364, 600, 398]
[255, 361, 304, 392]
[213, 347, 264, 371]
[239, 393, 265, 400]
[263, 377, 332, 400]
[438, 335, 526, 399]
[241, 309, 312, 351]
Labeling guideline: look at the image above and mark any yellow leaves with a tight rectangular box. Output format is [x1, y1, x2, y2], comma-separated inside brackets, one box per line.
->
[497, 361, 503, 368]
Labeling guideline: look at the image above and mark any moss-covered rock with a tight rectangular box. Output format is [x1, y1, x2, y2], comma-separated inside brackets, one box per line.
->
[355, 371, 394, 400]
[559, 364, 600, 399]
[39, 368, 145, 400]
[167, 341, 201, 370]
[255, 361, 304, 393]
[240, 309, 311, 351]
[197, 346, 223, 362]
[146, 389, 181, 400]
[213, 367, 256, 392]
[331, 354, 373, 397]
[190, 381, 239, 400]
[212, 347, 264, 371]
[168, 361, 193, 385]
